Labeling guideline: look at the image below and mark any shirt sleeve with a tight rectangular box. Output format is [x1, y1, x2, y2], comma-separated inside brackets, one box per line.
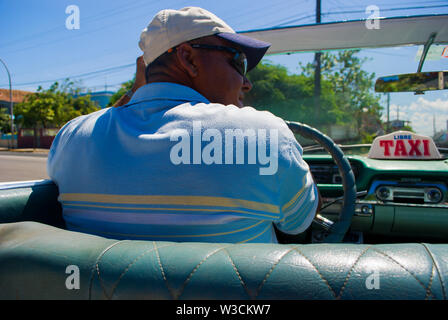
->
[274, 133, 319, 235]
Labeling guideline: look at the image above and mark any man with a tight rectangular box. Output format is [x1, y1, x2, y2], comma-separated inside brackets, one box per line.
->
[48, 7, 320, 243]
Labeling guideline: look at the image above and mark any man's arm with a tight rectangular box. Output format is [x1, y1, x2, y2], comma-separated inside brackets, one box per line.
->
[272, 130, 323, 237]
[112, 56, 147, 107]
[310, 172, 322, 214]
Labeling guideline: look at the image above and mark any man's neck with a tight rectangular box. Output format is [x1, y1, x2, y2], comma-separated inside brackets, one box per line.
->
[146, 73, 194, 89]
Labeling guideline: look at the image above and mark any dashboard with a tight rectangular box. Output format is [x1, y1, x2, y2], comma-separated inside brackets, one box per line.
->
[303, 154, 448, 242]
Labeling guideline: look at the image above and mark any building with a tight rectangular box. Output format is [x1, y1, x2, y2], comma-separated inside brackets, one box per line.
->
[0, 88, 33, 113]
[385, 119, 412, 132]
[0, 89, 34, 148]
[75, 91, 115, 108]
[2, 89, 115, 148]
[1, 89, 115, 111]
[432, 120, 448, 147]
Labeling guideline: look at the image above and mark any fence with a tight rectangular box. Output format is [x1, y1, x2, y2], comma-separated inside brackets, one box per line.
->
[17, 128, 59, 149]
[0, 133, 17, 148]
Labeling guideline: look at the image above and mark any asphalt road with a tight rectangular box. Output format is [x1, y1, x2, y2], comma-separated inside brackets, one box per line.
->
[0, 152, 49, 182]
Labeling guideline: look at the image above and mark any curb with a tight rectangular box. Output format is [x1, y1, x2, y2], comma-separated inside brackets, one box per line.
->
[0, 149, 49, 158]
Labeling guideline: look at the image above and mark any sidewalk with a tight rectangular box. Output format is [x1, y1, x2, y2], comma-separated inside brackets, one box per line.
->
[0, 147, 49, 156]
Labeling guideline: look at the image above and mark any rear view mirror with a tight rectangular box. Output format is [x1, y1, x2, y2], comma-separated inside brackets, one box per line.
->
[375, 71, 448, 94]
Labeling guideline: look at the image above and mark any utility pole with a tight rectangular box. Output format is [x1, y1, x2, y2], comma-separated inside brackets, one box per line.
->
[433, 114, 436, 136]
[0, 58, 14, 149]
[314, 0, 321, 126]
[386, 92, 390, 133]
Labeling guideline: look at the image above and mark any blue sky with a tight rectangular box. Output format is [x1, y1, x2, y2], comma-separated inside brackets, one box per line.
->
[1, 0, 448, 136]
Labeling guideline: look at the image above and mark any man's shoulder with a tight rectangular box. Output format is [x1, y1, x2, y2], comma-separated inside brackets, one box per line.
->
[170, 102, 288, 131]
[59, 108, 110, 133]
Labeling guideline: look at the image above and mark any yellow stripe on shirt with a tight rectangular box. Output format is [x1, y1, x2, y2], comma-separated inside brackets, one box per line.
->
[281, 174, 308, 213]
[64, 203, 280, 219]
[237, 223, 273, 243]
[59, 193, 280, 215]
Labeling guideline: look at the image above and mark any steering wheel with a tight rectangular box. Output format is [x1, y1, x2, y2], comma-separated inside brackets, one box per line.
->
[286, 121, 357, 243]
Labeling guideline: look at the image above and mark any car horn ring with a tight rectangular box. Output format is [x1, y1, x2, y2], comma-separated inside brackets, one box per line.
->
[286, 121, 357, 243]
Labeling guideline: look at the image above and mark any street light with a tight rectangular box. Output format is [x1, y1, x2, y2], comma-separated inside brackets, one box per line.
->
[0, 58, 14, 149]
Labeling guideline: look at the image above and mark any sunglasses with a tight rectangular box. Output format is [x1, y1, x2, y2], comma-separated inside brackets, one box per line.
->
[189, 43, 248, 77]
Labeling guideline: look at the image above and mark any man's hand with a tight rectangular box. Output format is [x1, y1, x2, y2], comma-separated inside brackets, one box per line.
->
[112, 56, 147, 108]
[132, 56, 146, 92]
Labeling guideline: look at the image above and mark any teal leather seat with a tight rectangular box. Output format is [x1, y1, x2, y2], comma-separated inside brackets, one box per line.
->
[0, 180, 447, 299]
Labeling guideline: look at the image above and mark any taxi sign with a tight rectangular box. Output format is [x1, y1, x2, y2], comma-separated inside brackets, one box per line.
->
[368, 131, 442, 160]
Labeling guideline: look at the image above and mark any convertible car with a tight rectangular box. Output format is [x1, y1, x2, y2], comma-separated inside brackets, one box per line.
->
[1, 14, 447, 300]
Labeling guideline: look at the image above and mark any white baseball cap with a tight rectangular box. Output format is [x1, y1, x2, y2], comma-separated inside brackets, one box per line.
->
[139, 7, 270, 71]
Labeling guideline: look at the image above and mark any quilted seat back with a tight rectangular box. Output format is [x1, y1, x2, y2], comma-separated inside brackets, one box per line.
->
[0, 221, 447, 300]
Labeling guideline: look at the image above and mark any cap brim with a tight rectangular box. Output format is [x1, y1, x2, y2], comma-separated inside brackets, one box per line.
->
[216, 33, 270, 72]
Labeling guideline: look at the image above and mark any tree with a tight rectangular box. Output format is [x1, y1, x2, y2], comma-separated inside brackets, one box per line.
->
[107, 79, 134, 107]
[244, 50, 385, 143]
[300, 50, 384, 142]
[15, 87, 58, 128]
[0, 108, 11, 134]
[14, 80, 99, 147]
[245, 62, 338, 128]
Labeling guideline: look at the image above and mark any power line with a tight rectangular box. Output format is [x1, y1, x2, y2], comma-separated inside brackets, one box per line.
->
[273, 4, 448, 27]
[1, 0, 190, 55]
[324, 4, 448, 17]
[329, 0, 448, 11]
[0, 63, 134, 88]
[1, 0, 153, 49]
[227, 0, 311, 30]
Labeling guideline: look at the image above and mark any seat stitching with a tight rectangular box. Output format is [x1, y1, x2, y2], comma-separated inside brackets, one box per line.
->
[88, 240, 126, 300]
[153, 241, 177, 299]
[421, 243, 446, 300]
[337, 245, 372, 299]
[223, 247, 253, 299]
[292, 247, 338, 299]
[425, 263, 435, 300]
[373, 248, 435, 299]
[254, 246, 298, 299]
[107, 242, 176, 299]
[177, 246, 229, 299]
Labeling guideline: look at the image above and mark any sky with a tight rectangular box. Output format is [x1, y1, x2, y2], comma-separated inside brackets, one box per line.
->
[1, 0, 448, 137]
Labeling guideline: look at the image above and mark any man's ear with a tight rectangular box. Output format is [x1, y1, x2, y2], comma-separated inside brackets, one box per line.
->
[175, 43, 198, 78]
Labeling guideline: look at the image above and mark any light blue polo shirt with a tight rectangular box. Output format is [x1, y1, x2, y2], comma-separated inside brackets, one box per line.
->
[47, 82, 318, 243]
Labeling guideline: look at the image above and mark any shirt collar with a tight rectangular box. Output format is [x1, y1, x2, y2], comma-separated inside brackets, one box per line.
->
[129, 82, 210, 105]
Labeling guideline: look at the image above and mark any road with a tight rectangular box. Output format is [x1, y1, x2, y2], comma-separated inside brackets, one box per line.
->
[0, 152, 49, 182]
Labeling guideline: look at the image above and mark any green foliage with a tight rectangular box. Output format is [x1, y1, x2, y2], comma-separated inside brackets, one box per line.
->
[0, 108, 11, 133]
[245, 62, 338, 127]
[14, 80, 100, 130]
[300, 50, 384, 139]
[107, 79, 134, 107]
[246, 50, 385, 143]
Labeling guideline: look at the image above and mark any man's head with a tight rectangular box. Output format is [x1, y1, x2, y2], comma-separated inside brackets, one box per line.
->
[138, 7, 270, 107]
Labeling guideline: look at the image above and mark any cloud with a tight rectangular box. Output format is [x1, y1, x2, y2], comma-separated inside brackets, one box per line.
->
[385, 97, 448, 136]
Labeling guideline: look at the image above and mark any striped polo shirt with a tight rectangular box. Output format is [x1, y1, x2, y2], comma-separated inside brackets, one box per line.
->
[47, 82, 318, 243]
